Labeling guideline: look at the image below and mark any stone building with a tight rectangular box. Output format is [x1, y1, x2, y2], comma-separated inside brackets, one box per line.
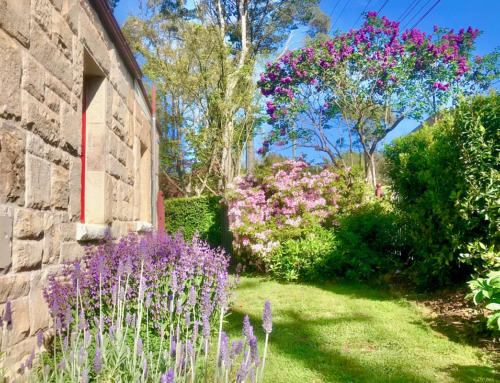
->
[0, 0, 158, 371]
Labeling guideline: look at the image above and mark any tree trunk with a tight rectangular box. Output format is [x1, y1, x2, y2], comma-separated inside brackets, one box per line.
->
[364, 152, 377, 189]
[246, 129, 255, 174]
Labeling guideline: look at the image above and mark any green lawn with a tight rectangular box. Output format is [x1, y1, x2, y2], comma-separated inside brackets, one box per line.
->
[224, 277, 498, 383]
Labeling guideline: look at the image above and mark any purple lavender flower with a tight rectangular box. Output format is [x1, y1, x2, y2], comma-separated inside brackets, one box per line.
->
[243, 315, 254, 340]
[187, 285, 197, 307]
[161, 370, 175, 383]
[231, 339, 243, 359]
[249, 336, 261, 366]
[93, 348, 102, 374]
[78, 346, 85, 366]
[84, 330, 91, 347]
[146, 292, 152, 308]
[26, 350, 35, 369]
[58, 357, 66, 371]
[137, 338, 143, 355]
[19, 363, 25, 375]
[82, 369, 88, 383]
[44, 364, 50, 376]
[3, 301, 12, 329]
[37, 330, 43, 348]
[202, 318, 210, 340]
[262, 300, 273, 334]
[219, 332, 230, 367]
[236, 359, 249, 383]
[170, 340, 177, 358]
[185, 312, 190, 327]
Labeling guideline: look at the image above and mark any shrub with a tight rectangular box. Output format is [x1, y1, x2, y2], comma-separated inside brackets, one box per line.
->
[225, 160, 367, 271]
[384, 93, 500, 287]
[333, 200, 403, 281]
[468, 271, 500, 330]
[268, 226, 337, 282]
[164, 195, 223, 247]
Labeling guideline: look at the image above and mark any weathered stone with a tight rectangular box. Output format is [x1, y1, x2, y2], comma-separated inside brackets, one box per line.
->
[30, 23, 73, 90]
[46, 87, 61, 114]
[76, 223, 109, 241]
[0, 0, 30, 46]
[12, 240, 43, 272]
[61, 0, 79, 34]
[68, 158, 81, 222]
[42, 214, 59, 265]
[79, 16, 110, 74]
[1, 297, 30, 347]
[0, 30, 22, 118]
[0, 123, 25, 205]
[13, 209, 44, 240]
[29, 270, 52, 335]
[51, 166, 69, 209]
[1, 335, 38, 379]
[0, 273, 30, 302]
[0, 216, 12, 273]
[61, 103, 81, 156]
[59, 241, 83, 263]
[22, 53, 46, 103]
[32, 0, 52, 32]
[25, 155, 51, 209]
[46, 73, 71, 105]
[23, 96, 61, 146]
[52, 12, 73, 60]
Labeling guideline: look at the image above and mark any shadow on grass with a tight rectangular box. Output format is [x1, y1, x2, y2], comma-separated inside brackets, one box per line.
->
[444, 364, 500, 383]
[227, 307, 431, 383]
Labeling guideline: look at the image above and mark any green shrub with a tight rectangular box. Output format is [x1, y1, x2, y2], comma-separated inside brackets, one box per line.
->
[333, 200, 403, 281]
[384, 93, 500, 287]
[164, 195, 223, 247]
[268, 225, 337, 282]
[468, 270, 500, 330]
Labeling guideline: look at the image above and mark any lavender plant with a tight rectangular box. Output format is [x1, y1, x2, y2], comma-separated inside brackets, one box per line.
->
[19, 231, 272, 382]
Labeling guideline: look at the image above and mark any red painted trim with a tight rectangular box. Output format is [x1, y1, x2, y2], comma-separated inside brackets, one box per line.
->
[80, 83, 86, 223]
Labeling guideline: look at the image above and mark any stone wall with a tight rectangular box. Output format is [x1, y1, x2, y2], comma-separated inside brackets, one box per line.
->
[0, 0, 156, 373]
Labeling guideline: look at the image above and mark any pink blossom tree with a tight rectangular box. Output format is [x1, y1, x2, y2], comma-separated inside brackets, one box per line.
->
[258, 12, 490, 186]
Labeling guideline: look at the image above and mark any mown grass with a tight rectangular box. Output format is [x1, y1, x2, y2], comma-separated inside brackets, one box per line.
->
[224, 277, 498, 383]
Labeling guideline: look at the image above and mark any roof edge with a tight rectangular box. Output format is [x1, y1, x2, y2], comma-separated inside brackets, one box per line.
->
[88, 0, 153, 114]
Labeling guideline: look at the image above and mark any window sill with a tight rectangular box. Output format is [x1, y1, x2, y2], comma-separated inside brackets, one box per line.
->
[136, 221, 153, 232]
[76, 223, 110, 242]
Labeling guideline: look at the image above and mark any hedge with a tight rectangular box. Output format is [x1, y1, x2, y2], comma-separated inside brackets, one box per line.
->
[164, 195, 223, 248]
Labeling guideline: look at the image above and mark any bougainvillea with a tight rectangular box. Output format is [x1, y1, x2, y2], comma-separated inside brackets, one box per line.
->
[257, 12, 483, 185]
[224, 160, 366, 269]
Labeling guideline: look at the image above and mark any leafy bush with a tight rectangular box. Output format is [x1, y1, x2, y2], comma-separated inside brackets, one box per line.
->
[164, 195, 223, 247]
[468, 271, 500, 330]
[268, 226, 337, 281]
[384, 93, 500, 287]
[225, 160, 367, 271]
[333, 200, 403, 281]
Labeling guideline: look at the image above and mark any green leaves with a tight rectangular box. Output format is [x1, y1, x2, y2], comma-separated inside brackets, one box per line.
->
[468, 271, 500, 330]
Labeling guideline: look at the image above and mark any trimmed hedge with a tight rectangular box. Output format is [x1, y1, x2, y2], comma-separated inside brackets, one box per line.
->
[164, 195, 223, 248]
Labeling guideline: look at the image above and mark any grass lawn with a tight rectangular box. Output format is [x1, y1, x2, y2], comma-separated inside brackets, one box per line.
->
[224, 277, 498, 383]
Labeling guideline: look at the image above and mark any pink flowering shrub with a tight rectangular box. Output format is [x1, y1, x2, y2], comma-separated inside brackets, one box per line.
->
[224, 160, 366, 270]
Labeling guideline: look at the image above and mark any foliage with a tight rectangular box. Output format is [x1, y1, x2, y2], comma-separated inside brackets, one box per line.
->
[384, 93, 500, 287]
[43, 232, 234, 338]
[468, 271, 500, 330]
[123, 1, 329, 195]
[24, 233, 272, 382]
[333, 199, 403, 281]
[268, 226, 337, 281]
[226, 277, 497, 383]
[257, 11, 497, 186]
[225, 160, 367, 271]
[106, 0, 119, 9]
[164, 195, 223, 247]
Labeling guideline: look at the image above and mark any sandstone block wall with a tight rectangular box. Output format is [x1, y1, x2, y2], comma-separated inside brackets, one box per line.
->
[0, 0, 156, 372]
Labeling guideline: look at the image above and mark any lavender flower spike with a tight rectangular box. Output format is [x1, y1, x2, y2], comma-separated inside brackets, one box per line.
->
[262, 300, 273, 334]
[3, 301, 12, 329]
[37, 330, 43, 348]
[242, 315, 254, 340]
[161, 369, 175, 383]
[93, 348, 102, 374]
[82, 369, 89, 383]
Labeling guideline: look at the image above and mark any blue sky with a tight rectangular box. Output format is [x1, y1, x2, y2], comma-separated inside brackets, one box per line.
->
[114, 0, 499, 162]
